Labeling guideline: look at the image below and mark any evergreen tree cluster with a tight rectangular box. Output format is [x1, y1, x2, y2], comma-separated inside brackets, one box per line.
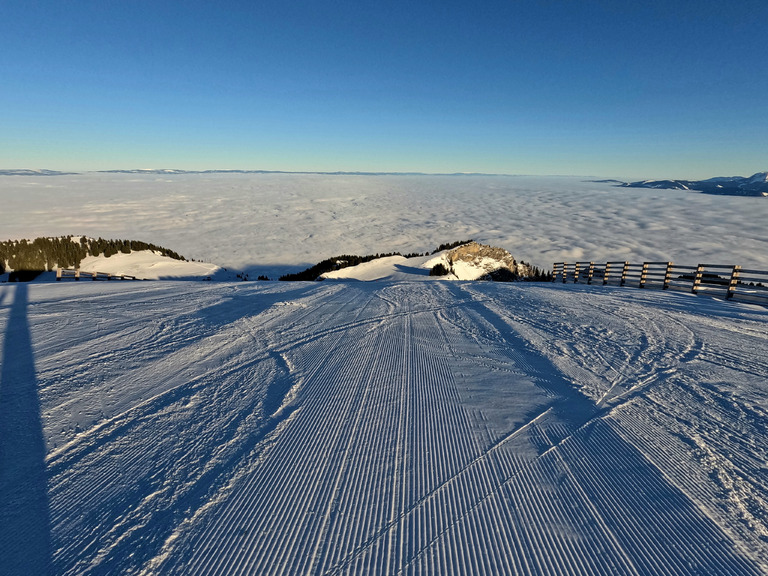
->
[429, 263, 451, 276]
[0, 236, 186, 274]
[518, 261, 552, 282]
[431, 239, 473, 254]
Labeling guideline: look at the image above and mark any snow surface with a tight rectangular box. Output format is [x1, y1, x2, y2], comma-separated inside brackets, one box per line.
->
[1, 251, 233, 283]
[2, 280, 767, 574]
[76, 252, 226, 281]
[2, 172, 768, 279]
[319, 250, 513, 282]
[322, 254, 433, 281]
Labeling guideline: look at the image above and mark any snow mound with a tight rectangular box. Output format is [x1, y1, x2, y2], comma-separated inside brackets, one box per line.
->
[75, 251, 233, 281]
[320, 255, 420, 281]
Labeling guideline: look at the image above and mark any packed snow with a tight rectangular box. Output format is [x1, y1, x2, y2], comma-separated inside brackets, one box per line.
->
[1, 280, 767, 574]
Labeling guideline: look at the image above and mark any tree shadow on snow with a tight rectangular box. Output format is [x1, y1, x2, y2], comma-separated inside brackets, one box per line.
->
[193, 284, 321, 327]
[393, 263, 430, 276]
[443, 282, 597, 426]
[0, 284, 51, 575]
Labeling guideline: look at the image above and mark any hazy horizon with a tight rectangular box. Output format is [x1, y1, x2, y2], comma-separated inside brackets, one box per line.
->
[4, 167, 768, 182]
[2, 1, 766, 179]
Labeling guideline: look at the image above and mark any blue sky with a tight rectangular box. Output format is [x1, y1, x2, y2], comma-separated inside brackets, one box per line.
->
[2, 0, 766, 178]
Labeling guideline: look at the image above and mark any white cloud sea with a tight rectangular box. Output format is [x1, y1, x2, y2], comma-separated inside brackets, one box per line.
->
[3, 172, 767, 278]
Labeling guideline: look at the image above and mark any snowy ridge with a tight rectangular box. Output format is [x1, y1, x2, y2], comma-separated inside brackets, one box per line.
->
[2, 281, 767, 574]
[1, 250, 241, 282]
[621, 171, 768, 196]
[0, 169, 79, 176]
[322, 242, 533, 281]
[75, 251, 230, 281]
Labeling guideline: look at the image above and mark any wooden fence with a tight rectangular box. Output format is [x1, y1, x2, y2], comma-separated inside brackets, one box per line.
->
[552, 261, 768, 307]
[56, 269, 138, 281]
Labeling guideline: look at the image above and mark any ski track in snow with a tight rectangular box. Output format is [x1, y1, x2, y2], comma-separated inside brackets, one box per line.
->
[1, 281, 767, 575]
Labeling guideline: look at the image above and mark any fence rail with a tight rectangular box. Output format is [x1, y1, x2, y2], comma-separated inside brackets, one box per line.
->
[552, 261, 768, 306]
[56, 269, 138, 281]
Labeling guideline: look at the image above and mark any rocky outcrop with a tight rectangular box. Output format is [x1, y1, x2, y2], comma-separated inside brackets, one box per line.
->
[443, 242, 531, 281]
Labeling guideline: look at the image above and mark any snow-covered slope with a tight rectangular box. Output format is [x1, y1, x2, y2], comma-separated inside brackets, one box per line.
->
[1, 250, 238, 283]
[2, 280, 766, 574]
[322, 242, 531, 281]
[321, 254, 431, 281]
[75, 251, 231, 280]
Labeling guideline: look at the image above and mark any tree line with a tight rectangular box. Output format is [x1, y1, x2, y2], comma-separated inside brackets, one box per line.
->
[0, 236, 185, 275]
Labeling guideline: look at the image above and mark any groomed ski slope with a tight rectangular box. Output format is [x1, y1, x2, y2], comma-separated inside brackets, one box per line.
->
[1, 281, 767, 575]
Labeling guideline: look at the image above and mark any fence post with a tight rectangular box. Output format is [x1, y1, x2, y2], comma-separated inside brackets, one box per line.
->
[562, 263, 568, 284]
[551, 263, 559, 282]
[727, 265, 741, 299]
[56, 269, 62, 281]
[587, 262, 594, 285]
[574, 262, 581, 284]
[692, 264, 704, 294]
[663, 262, 673, 290]
[620, 262, 630, 287]
[639, 262, 649, 288]
[75, 270, 80, 281]
[603, 262, 611, 285]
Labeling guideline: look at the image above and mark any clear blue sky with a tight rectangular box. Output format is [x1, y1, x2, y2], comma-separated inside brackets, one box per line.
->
[2, 0, 766, 178]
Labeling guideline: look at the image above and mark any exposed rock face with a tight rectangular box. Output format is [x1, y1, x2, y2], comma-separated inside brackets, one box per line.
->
[445, 242, 529, 280]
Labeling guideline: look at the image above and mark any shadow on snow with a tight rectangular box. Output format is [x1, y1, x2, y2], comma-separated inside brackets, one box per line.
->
[0, 284, 52, 575]
[442, 282, 762, 575]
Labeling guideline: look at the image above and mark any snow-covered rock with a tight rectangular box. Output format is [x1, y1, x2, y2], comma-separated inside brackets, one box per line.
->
[424, 242, 533, 281]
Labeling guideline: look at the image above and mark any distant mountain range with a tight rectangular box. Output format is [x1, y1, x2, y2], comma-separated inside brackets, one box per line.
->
[0, 168, 502, 177]
[97, 169, 498, 176]
[4, 169, 767, 195]
[597, 172, 768, 197]
[0, 169, 80, 176]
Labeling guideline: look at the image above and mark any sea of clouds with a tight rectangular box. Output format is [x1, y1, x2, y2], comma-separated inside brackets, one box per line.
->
[3, 172, 767, 278]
